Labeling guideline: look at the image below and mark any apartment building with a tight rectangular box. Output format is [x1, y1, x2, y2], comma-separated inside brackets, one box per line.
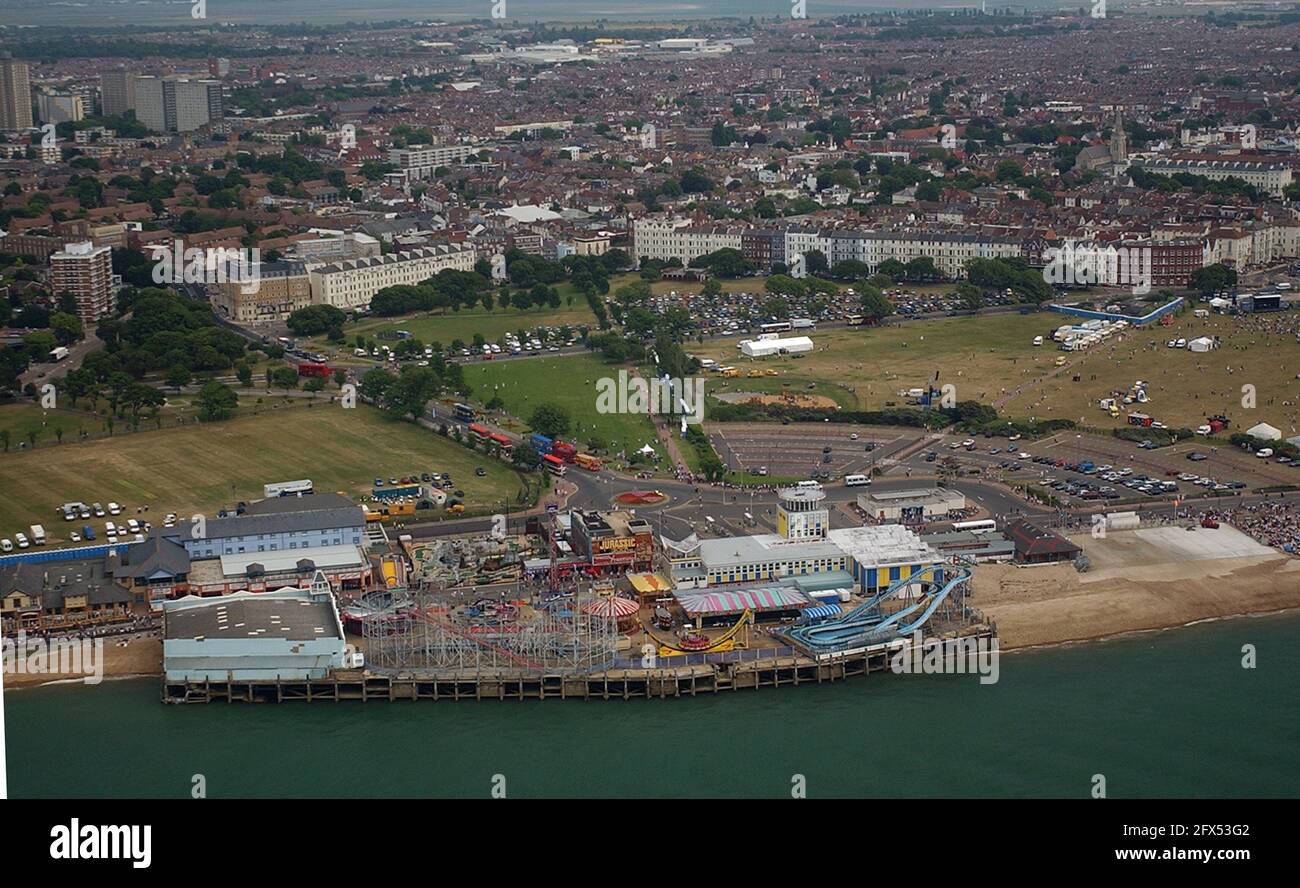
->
[134, 76, 224, 133]
[286, 232, 382, 264]
[100, 69, 136, 117]
[51, 241, 115, 325]
[388, 143, 480, 179]
[210, 261, 312, 323]
[633, 218, 1021, 279]
[36, 92, 83, 125]
[631, 218, 744, 264]
[0, 53, 33, 131]
[307, 244, 477, 310]
[1138, 158, 1294, 197]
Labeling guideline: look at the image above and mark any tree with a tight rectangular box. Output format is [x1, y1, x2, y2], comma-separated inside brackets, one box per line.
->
[384, 366, 441, 421]
[1190, 263, 1236, 298]
[49, 312, 83, 346]
[196, 380, 238, 422]
[166, 364, 191, 390]
[236, 363, 253, 387]
[286, 305, 347, 336]
[877, 259, 906, 281]
[529, 403, 572, 439]
[269, 367, 300, 389]
[956, 282, 984, 311]
[858, 286, 894, 322]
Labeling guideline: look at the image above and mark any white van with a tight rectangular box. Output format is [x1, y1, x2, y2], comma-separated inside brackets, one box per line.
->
[108, 502, 122, 515]
[127, 518, 141, 533]
[844, 474, 871, 487]
[105, 521, 117, 537]
[795, 480, 822, 490]
[1256, 448, 1274, 458]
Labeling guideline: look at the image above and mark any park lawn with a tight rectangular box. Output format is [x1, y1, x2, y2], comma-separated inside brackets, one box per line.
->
[0, 403, 527, 546]
[692, 313, 1053, 412]
[345, 302, 599, 349]
[332, 273, 643, 351]
[998, 312, 1300, 433]
[461, 352, 663, 464]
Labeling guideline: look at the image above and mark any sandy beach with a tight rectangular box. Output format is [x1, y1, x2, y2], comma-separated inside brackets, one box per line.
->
[973, 551, 1300, 650]
[2, 634, 162, 690]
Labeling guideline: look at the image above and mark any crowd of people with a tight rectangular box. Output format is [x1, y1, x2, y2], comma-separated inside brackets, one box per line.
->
[1197, 500, 1300, 552]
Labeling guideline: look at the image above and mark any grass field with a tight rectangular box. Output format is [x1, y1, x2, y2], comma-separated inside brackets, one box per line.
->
[0, 404, 527, 546]
[691, 310, 1300, 434]
[693, 313, 1051, 412]
[334, 273, 644, 349]
[462, 353, 663, 464]
[0, 391, 333, 450]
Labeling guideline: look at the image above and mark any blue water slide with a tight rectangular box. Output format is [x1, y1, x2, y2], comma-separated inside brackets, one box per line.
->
[780, 564, 971, 653]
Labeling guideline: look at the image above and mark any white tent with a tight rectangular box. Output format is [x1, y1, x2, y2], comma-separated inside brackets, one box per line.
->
[740, 335, 814, 358]
[1188, 336, 1215, 353]
[638, 444, 657, 456]
[1246, 422, 1282, 441]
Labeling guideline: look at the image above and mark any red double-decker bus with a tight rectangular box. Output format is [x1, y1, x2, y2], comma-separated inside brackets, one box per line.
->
[542, 454, 567, 476]
[297, 362, 333, 378]
[467, 423, 491, 440]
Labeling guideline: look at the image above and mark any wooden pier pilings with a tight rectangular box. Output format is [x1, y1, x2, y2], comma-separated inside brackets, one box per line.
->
[162, 630, 996, 703]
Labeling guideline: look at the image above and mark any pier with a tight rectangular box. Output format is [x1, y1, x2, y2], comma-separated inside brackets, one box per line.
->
[162, 628, 996, 703]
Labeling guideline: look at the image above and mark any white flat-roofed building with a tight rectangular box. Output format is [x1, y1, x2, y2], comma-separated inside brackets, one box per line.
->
[389, 143, 481, 179]
[826, 525, 944, 594]
[162, 575, 348, 681]
[857, 487, 966, 523]
[696, 533, 848, 588]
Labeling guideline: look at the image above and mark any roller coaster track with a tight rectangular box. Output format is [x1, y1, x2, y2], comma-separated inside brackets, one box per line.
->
[651, 609, 753, 654]
[413, 608, 542, 670]
[780, 564, 971, 654]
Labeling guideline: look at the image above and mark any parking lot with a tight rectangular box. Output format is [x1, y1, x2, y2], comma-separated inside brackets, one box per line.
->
[2, 500, 177, 553]
[931, 428, 1300, 507]
[707, 422, 921, 480]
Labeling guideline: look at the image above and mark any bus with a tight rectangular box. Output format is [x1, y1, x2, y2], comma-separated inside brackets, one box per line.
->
[760, 321, 792, 335]
[794, 480, 822, 490]
[952, 519, 997, 533]
[845, 314, 866, 326]
[542, 454, 567, 476]
[467, 422, 491, 441]
[843, 474, 871, 487]
[453, 403, 477, 422]
[264, 479, 314, 498]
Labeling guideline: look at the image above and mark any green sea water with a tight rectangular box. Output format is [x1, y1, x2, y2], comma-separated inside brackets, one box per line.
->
[5, 613, 1299, 798]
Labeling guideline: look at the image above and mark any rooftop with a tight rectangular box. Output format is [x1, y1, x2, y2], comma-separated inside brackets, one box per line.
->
[164, 588, 340, 642]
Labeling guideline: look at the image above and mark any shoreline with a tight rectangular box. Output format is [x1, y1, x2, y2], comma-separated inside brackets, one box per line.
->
[7, 602, 1300, 691]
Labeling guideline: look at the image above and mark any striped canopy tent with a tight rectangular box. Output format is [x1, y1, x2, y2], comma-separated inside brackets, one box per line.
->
[581, 595, 641, 630]
[799, 603, 842, 622]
